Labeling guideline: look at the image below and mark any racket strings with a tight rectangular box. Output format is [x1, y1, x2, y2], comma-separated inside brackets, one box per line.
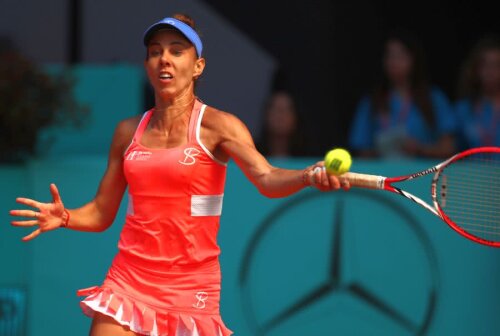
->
[438, 188, 499, 202]
[437, 152, 500, 241]
[442, 169, 500, 185]
[440, 207, 499, 219]
[441, 191, 500, 204]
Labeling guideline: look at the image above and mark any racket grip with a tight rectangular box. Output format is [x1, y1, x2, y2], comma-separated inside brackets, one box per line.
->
[342, 172, 385, 189]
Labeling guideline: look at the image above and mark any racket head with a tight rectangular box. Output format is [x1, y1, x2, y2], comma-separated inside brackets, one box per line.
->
[433, 147, 500, 247]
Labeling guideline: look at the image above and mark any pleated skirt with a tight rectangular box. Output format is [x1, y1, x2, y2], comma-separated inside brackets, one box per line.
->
[78, 253, 233, 336]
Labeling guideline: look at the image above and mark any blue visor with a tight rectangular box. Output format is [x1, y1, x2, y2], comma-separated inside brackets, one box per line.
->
[143, 17, 203, 58]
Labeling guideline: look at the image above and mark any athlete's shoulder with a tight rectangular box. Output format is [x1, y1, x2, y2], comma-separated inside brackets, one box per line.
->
[116, 115, 142, 136]
[203, 105, 239, 121]
[203, 105, 247, 135]
[112, 114, 142, 150]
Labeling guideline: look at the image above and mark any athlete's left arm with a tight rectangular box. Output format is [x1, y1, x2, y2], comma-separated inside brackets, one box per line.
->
[205, 109, 348, 198]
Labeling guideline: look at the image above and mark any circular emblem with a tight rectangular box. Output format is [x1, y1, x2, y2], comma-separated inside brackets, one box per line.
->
[239, 190, 438, 335]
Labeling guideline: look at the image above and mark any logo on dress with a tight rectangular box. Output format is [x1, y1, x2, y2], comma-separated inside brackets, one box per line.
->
[179, 147, 201, 166]
[125, 150, 152, 161]
[192, 291, 208, 309]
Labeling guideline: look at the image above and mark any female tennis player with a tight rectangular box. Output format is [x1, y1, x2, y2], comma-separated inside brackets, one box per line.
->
[9, 14, 348, 336]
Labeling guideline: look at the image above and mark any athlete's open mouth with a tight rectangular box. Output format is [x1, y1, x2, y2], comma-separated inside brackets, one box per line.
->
[159, 72, 173, 80]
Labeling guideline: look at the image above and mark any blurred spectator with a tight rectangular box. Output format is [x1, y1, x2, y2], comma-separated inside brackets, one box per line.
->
[456, 35, 500, 148]
[256, 90, 308, 157]
[349, 32, 457, 158]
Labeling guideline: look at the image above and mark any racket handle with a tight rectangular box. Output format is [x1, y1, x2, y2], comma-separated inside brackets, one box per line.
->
[342, 172, 385, 189]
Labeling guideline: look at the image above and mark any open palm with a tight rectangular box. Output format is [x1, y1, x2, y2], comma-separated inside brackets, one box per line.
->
[10, 183, 66, 241]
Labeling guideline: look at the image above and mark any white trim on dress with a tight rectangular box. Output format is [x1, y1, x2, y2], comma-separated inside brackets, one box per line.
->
[196, 105, 228, 166]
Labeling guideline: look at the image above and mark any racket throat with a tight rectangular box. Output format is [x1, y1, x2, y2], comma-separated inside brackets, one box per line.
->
[392, 186, 441, 218]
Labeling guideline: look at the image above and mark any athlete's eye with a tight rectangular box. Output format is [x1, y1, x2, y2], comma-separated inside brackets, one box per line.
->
[171, 49, 183, 56]
[148, 49, 162, 57]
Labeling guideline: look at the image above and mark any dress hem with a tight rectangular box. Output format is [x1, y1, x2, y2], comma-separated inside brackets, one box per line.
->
[79, 286, 233, 336]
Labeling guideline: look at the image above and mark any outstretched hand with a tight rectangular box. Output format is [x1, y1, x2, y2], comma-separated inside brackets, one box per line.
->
[304, 161, 350, 192]
[10, 183, 66, 241]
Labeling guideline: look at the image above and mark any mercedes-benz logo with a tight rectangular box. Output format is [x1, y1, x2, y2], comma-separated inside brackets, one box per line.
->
[239, 190, 439, 335]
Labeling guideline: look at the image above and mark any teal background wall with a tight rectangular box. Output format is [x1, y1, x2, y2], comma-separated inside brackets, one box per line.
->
[1, 66, 500, 335]
[1, 160, 500, 335]
[38, 64, 143, 157]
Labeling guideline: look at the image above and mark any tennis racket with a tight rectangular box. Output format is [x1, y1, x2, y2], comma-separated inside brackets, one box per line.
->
[342, 147, 500, 247]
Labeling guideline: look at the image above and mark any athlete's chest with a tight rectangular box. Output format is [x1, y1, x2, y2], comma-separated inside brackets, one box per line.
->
[123, 142, 210, 195]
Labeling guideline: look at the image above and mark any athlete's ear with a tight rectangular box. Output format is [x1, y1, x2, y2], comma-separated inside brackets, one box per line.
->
[193, 57, 205, 80]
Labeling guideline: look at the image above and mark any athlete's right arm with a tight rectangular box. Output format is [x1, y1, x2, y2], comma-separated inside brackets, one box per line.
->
[10, 118, 138, 241]
[63, 119, 136, 232]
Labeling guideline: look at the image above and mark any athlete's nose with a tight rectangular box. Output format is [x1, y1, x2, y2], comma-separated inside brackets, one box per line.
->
[159, 52, 171, 66]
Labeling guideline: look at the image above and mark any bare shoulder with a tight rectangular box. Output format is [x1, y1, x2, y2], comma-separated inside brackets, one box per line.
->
[200, 106, 255, 162]
[202, 106, 248, 139]
[112, 115, 142, 150]
[116, 115, 142, 134]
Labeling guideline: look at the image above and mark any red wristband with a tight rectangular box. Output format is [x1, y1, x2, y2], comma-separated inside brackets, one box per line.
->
[302, 168, 311, 186]
[62, 209, 70, 228]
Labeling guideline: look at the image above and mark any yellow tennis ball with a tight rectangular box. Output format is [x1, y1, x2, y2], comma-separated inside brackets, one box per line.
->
[324, 148, 352, 175]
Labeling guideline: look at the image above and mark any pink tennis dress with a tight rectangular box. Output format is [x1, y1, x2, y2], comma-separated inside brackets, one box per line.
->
[78, 100, 233, 336]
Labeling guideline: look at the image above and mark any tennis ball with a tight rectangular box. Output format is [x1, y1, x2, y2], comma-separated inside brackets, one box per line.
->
[324, 148, 352, 175]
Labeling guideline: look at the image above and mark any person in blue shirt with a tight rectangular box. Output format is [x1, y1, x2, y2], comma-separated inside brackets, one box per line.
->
[349, 32, 457, 158]
[456, 35, 500, 148]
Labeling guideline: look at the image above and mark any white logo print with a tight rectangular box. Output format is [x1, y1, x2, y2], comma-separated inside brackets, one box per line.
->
[179, 147, 201, 166]
[125, 150, 152, 161]
[192, 291, 208, 309]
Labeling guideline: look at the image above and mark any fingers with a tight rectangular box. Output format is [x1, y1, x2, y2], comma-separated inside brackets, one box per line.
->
[306, 161, 350, 192]
[10, 209, 40, 218]
[50, 183, 62, 204]
[315, 161, 325, 168]
[336, 175, 351, 191]
[327, 173, 341, 190]
[11, 188, 59, 242]
[22, 228, 42, 242]
[309, 167, 340, 191]
[320, 167, 338, 188]
[15, 197, 42, 209]
[309, 166, 324, 186]
[11, 220, 38, 227]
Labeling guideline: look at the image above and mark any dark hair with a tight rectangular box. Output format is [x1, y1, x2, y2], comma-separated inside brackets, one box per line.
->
[458, 34, 500, 101]
[371, 32, 435, 126]
[257, 90, 307, 157]
[172, 13, 196, 29]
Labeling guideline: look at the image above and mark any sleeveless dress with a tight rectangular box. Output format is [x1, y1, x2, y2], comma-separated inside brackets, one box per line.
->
[78, 100, 233, 336]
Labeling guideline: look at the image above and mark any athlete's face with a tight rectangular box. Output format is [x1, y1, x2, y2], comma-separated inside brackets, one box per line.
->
[144, 29, 205, 99]
[478, 49, 500, 92]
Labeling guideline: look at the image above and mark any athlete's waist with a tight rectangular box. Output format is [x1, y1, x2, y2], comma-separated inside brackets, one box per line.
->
[114, 250, 221, 274]
[127, 193, 224, 218]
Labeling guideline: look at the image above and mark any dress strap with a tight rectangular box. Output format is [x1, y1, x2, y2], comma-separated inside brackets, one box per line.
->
[133, 109, 154, 143]
[188, 100, 203, 142]
[123, 109, 153, 157]
[191, 102, 227, 166]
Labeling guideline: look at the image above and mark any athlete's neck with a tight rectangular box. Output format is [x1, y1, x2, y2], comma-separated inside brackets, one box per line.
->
[152, 90, 196, 131]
